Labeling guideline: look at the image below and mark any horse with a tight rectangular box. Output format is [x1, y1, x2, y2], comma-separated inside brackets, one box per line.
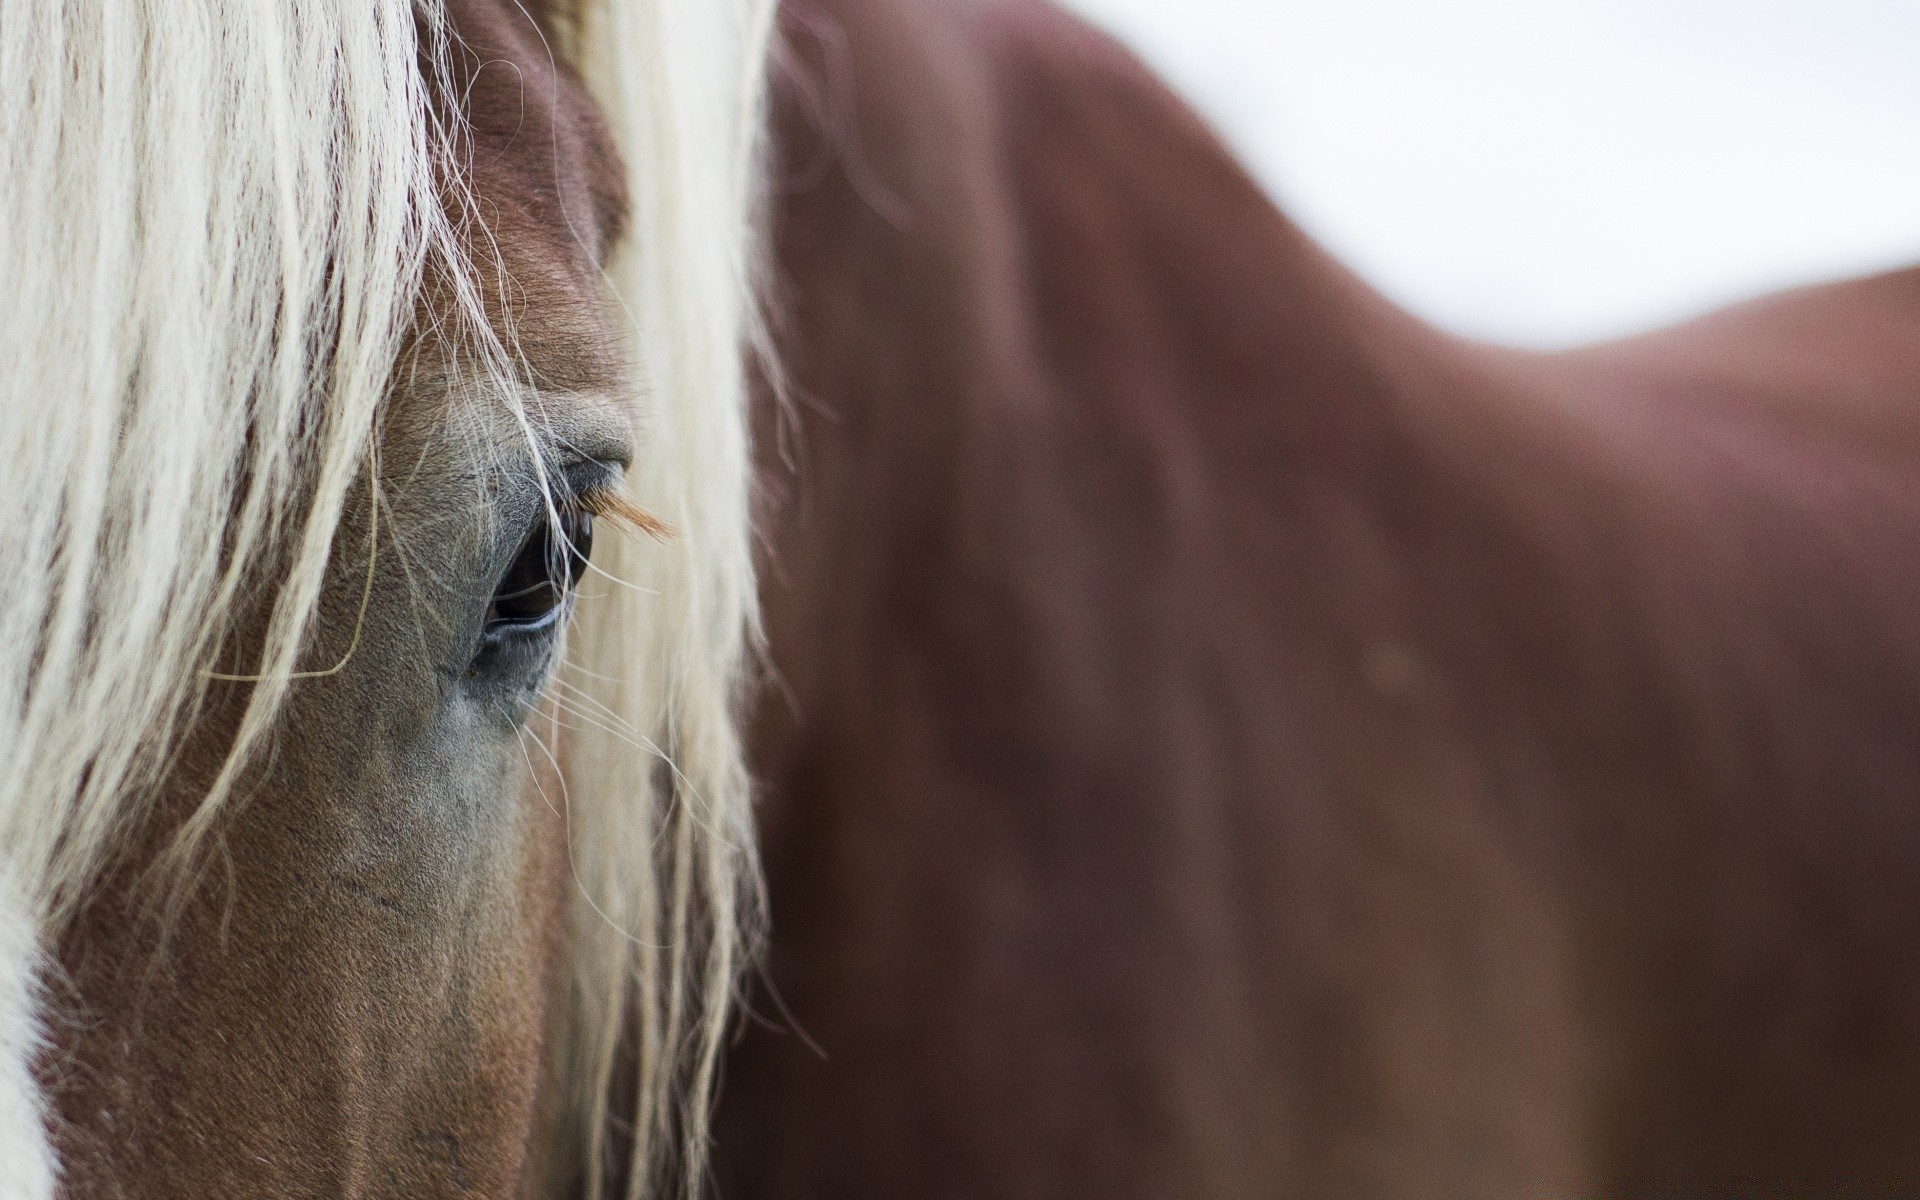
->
[713, 0, 1920, 1195]
[2, 1, 770, 1195]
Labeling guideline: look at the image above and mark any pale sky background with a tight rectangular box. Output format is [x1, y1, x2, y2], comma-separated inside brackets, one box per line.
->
[1060, 0, 1920, 348]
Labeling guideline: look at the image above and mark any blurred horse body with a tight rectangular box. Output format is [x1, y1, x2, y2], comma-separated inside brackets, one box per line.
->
[720, 0, 1920, 1194]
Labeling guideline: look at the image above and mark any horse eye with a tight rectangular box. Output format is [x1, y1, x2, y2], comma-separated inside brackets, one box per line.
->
[486, 504, 593, 631]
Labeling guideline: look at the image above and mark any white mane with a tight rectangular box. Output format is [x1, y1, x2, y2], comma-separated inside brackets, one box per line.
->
[0, 1, 770, 1195]
[555, 1, 773, 1195]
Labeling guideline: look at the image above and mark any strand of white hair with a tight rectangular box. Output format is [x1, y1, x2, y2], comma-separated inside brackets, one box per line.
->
[556, 0, 774, 1195]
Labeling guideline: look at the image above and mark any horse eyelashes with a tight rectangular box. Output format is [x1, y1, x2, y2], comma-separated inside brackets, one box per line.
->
[485, 505, 593, 631]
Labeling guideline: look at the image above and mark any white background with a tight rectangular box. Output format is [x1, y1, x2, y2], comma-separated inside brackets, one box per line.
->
[1059, 0, 1920, 348]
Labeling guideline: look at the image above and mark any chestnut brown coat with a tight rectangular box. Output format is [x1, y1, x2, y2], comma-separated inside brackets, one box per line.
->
[718, 1, 1920, 1196]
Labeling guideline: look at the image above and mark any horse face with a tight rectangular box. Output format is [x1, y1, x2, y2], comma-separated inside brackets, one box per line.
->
[50, 4, 633, 1195]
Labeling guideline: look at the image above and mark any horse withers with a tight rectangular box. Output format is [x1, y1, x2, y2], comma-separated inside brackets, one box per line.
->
[716, 0, 1920, 1195]
[2, 1, 766, 1196]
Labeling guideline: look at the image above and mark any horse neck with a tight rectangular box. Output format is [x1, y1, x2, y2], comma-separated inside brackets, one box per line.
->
[749, 0, 1453, 828]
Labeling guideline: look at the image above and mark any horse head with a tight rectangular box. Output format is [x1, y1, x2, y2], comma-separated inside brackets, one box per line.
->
[0, 2, 769, 1195]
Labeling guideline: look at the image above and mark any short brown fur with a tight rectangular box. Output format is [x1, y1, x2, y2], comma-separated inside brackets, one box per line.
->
[715, 1, 1920, 1196]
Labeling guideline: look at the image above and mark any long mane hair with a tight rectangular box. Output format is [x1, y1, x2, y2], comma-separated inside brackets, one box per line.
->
[0, 1, 772, 1195]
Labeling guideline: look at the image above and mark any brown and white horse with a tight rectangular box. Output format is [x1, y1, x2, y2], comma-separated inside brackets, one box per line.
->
[715, 0, 1920, 1196]
[14, 0, 1920, 1196]
[3, 1, 765, 1195]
